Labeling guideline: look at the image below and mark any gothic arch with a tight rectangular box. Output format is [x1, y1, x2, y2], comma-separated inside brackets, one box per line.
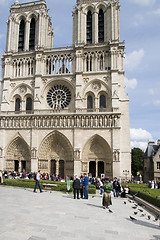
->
[82, 134, 112, 177]
[96, 3, 107, 12]
[82, 79, 111, 99]
[27, 12, 39, 22]
[83, 5, 95, 15]
[38, 131, 74, 177]
[5, 133, 31, 171]
[10, 83, 34, 102]
[16, 14, 27, 23]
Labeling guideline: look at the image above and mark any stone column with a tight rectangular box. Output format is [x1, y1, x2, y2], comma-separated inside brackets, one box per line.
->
[56, 160, 59, 177]
[24, 20, 30, 51]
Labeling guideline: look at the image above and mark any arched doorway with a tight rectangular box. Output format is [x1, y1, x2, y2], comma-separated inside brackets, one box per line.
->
[38, 131, 73, 178]
[6, 135, 31, 172]
[82, 135, 112, 178]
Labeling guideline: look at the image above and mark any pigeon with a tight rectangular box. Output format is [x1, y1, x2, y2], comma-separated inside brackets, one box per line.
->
[109, 209, 113, 213]
[130, 216, 137, 221]
[147, 215, 151, 220]
[138, 209, 143, 212]
[134, 204, 138, 207]
[124, 201, 126, 204]
[92, 196, 95, 198]
[134, 212, 138, 215]
[140, 214, 146, 217]
[153, 216, 159, 222]
[132, 206, 137, 209]
[128, 200, 132, 203]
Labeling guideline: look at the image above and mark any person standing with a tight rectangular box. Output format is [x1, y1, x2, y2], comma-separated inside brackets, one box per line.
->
[83, 173, 89, 199]
[102, 178, 112, 209]
[80, 175, 84, 198]
[73, 176, 80, 199]
[113, 177, 120, 197]
[34, 170, 42, 193]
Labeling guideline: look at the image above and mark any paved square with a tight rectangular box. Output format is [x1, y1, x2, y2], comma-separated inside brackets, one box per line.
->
[0, 186, 159, 240]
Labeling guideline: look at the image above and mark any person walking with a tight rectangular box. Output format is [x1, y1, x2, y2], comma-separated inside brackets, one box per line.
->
[34, 170, 42, 193]
[83, 173, 89, 199]
[113, 177, 120, 197]
[102, 178, 112, 210]
[73, 176, 80, 199]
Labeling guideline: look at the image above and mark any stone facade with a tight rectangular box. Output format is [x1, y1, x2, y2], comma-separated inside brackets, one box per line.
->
[144, 140, 160, 182]
[0, 0, 131, 179]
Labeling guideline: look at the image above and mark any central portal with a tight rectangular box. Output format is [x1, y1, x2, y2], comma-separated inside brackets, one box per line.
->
[89, 161, 104, 177]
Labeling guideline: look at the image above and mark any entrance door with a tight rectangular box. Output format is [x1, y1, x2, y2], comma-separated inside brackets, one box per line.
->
[59, 160, 64, 179]
[21, 161, 26, 171]
[14, 160, 19, 172]
[89, 161, 96, 177]
[50, 160, 56, 176]
[98, 161, 104, 177]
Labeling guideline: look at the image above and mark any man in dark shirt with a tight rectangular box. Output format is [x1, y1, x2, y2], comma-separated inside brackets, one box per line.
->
[73, 176, 80, 199]
[83, 173, 89, 199]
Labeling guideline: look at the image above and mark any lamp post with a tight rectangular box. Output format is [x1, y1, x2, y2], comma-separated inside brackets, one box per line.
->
[123, 170, 129, 181]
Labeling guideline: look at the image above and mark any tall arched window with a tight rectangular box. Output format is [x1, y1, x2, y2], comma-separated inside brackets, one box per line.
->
[15, 98, 21, 112]
[87, 10, 92, 44]
[26, 97, 33, 112]
[100, 95, 106, 111]
[98, 9, 104, 43]
[87, 95, 93, 112]
[18, 20, 25, 52]
[29, 18, 35, 50]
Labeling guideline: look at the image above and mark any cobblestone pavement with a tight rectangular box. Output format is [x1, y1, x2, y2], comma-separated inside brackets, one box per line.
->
[0, 186, 160, 240]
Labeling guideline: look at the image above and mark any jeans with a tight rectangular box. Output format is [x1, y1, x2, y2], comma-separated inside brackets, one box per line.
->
[100, 188, 104, 195]
[113, 189, 119, 197]
[34, 180, 42, 192]
[84, 185, 88, 199]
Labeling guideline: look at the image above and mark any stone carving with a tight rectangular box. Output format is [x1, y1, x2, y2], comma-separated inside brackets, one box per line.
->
[0, 148, 3, 157]
[74, 149, 80, 161]
[31, 148, 37, 158]
[19, 86, 27, 95]
[42, 78, 48, 84]
[83, 78, 89, 84]
[92, 82, 101, 91]
[10, 83, 16, 88]
[113, 150, 120, 161]
[30, 80, 35, 87]
[82, 162, 88, 172]
[103, 76, 110, 83]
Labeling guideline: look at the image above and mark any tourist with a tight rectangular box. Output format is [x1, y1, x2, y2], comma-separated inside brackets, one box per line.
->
[113, 177, 121, 197]
[121, 184, 130, 198]
[80, 175, 84, 198]
[102, 178, 112, 209]
[83, 173, 89, 199]
[73, 176, 80, 199]
[34, 170, 42, 193]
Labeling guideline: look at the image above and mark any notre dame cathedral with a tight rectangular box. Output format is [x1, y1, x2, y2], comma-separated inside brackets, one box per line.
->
[0, 0, 131, 180]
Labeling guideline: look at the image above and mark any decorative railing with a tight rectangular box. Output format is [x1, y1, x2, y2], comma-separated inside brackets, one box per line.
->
[0, 113, 120, 129]
[44, 47, 74, 75]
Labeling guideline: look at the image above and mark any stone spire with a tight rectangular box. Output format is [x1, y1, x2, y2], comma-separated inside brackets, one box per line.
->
[14, 0, 19, 5]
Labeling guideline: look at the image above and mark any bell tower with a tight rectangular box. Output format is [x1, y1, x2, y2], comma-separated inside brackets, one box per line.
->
[73, 0, 120, 45]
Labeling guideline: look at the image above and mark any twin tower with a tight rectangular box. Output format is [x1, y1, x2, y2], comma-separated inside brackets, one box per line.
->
[0, 0, 131, 180]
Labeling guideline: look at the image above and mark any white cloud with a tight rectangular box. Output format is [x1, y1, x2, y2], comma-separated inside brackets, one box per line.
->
[128, 0, 156, 6]
[130, 128, 153, 141]
[153, 100, 160, 106]
[130, 128, 153, 150]
[124, 49, 144, 71]
[150, 8, 160, 15]
[124, 77, 137, 89]
[131, 141, 148, 150]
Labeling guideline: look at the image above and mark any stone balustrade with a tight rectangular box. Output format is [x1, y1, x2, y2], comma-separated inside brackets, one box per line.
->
[0, 113, 120, 129]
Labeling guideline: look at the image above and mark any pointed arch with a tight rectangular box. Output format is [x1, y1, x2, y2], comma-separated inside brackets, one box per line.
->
[6, 134, 31, 172]
[29, 18, 36, 50]
[38, 131, 74, 177]
[18, 19, 25, 52]
[82, 135, 112, 177]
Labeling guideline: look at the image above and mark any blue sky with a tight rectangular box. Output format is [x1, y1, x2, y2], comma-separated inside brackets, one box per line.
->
[0, 0, 160, 150]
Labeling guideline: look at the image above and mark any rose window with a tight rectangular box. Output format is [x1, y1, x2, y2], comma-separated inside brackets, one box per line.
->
[47, 85, 71, 109]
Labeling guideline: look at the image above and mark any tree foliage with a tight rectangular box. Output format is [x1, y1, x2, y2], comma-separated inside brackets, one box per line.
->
[131, 148, 144, 177]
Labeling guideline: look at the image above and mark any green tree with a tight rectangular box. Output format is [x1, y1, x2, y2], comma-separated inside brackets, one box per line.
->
[131, 148, 144, 177]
